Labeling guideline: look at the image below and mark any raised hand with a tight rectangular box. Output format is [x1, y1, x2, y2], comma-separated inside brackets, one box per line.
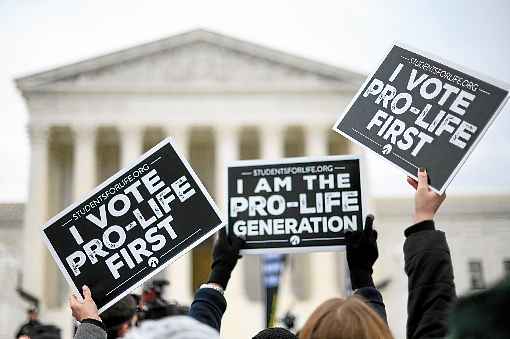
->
[69, 285, 101, 322]
[345, 215, 378, 289]
[208, 228, 245, 290]
[407, 168, 446, 224]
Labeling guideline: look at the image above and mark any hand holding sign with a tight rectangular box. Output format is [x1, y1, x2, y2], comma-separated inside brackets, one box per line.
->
[69, 285, 100, 322]
[345, 215, 378, 289]
[407, 168, 446, 224]
[208, 229, 244, 290]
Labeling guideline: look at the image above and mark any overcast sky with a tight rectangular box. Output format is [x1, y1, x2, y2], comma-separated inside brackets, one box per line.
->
[1, 0, 509, 202]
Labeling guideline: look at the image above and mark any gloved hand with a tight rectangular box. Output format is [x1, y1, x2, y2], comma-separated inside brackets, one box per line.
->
[208, 228, 244, 290]
[345, 214, 378, 289]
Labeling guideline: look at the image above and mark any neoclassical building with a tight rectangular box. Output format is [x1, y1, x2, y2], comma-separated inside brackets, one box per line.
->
[12, 29, 510, 339]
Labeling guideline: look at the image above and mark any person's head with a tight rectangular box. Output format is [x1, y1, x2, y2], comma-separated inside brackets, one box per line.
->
[253, 327, 298, 339]
[299, 296, 394, 339]
[448, 278, 510, 339]
[101, 295, 138, 339]
[28, 308, 39, 321]
[124, 315, 219, 339]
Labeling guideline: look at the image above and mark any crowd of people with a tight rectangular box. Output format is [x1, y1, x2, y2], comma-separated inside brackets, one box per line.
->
[17, 168, 510, 339]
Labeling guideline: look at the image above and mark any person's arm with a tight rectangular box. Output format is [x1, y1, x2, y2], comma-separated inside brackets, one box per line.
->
[346, 215, 388, 323]
[404, 169, 456, 339]
[188, 229, 243, 332]
[69, 286, 107, 339]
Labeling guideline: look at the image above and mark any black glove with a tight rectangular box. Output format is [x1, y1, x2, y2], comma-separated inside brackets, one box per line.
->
[207, 228, 244, 290]
[345, 214, 378, 289]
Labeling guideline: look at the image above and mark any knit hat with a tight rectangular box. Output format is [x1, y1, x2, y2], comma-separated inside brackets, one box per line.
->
[101, 295, 137, 329]
[448, 278, 510, 339]
[124, 316, 220, 339]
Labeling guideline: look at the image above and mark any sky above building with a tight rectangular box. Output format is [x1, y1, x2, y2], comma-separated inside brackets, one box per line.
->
[1, 0, 509, 202]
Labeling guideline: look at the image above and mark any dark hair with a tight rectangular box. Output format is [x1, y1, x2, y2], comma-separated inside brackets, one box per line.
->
[253, 327, 298, 339]
[101, 295, 137, 339]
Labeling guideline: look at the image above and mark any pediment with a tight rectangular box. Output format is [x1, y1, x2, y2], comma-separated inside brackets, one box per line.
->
[16, 29, 363, 93]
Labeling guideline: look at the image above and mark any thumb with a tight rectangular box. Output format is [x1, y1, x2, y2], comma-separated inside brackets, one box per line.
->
[82, 285, 92, 301]
[218, 227, 228, 243]
[417, 168, 429, 192]
[69, 293, 79, 307]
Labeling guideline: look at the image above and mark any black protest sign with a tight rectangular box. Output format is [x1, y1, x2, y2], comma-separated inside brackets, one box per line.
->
[41, 138, 223, 313]
[333, 44, 509, 193]
[227, 156, 365, 254]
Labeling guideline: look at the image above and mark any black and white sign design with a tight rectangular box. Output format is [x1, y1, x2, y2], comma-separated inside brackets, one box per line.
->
[333, 44, 509, 193]
[227, 156, 365, 254]
[42, 138, 224, 313]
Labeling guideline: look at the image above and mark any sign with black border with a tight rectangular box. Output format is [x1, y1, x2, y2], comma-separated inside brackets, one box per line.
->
[333, 43, 509, 194]
[226, 156, 366, 254]
[41, 138, 224, 313]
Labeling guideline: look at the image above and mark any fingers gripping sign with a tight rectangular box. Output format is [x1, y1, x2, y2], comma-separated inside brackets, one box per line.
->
[69, 285, 101, 322]
[208, 228, 245, 290]
[407, 168, 446, 224]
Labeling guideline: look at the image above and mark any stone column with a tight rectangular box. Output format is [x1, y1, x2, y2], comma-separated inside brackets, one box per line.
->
[258, 125, 290, 316]
[72, 126, 97, 200]
[213, 125, 245, 304]
[166, 125, 189, 159]
[304, 125, 345, 298]
[215, 125, 240, 210]
[260, 125, 285, 160]
[304, 125, 328, 156]
[163, 125, 193, 303]
[119, 125, 144, 167]
[22, 125, 50, 298]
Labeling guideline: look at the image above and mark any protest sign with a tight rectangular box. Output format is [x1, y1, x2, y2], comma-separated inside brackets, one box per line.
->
[41, 138, 224, 313]
[227, 156, 365, 254]
[333, 44, 509, 193]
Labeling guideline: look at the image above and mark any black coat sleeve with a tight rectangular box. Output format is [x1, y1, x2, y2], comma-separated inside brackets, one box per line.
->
[188, 288, 227, 332]
[354, 286, 388, 324]
[404, 220, 456, 339]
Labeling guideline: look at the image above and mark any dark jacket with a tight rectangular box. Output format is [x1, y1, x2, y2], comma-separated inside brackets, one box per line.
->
[354, 287, 388, 324]
[188, 288, 226, 331]
[404, 220, 456, 339]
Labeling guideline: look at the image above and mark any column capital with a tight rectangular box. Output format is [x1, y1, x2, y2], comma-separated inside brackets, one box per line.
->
[27, 124, 50, 145]
[71, 124, 97, 140]
[260, 124, 285, 134]
[164, 124, 190, 134]
[303, 123, 330, 134]
[213, 124, 242, 135]
[118, 124, 144, 136]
